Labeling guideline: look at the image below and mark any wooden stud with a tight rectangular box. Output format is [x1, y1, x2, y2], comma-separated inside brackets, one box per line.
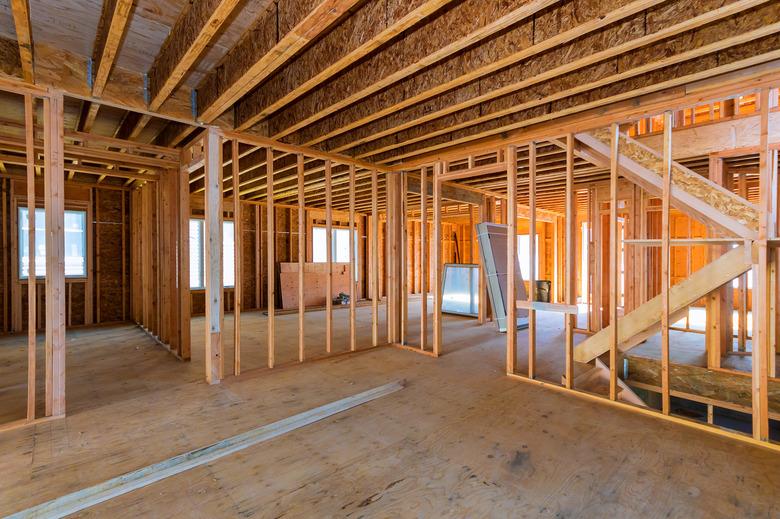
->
[325, 160, 333, 353]
[370, 170, 379, 347]
[400, 172, 407, 343]
[753, 88, 773, 441]
[608, 123, 619, 401]
[564, 135, 575, 388]
[433, 162, 443, 356]
[204, 128, 224, 384]
[420, 166, 428, 351]
[24, 93, 35, 421]
[506, 145, 517, 375]
[232, 139, 241, 375]
[297, 154, 306, 361]
[349, 164, 357, 351]
[661, 111, 673, 415]
[178, 160, 191, 360]
[266, 147, 275, 368]
[43, 92, 65, 417]
[528, 141, 537, 379]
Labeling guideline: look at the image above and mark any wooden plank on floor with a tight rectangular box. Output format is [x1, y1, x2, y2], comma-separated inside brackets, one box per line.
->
[7, 381, 406, 519]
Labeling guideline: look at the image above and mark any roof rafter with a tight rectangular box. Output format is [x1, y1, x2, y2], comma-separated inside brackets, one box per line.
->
[92, 0, 135, 97]
[9, 0, 34, 83]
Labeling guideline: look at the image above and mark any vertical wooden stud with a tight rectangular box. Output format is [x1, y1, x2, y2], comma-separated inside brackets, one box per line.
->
[371, 170, 379, 347]
[433, 162, 442, 356]
[297, 154, 306, 362]
[266, 147, 275, 368]
[608, 123, 619, 401]
[506, 145, 517, 375]
[420, 166, 428, 350]
[349, 164, 357, 351]
[25, 93, 36, 420]
[565, 135, 576, 388]
[528, 142, 537, 379]
[325, 160, 333, 353]
[232, 140, 241, 375]
[661, 111, 673, 415]
[204, 128, 223, 384]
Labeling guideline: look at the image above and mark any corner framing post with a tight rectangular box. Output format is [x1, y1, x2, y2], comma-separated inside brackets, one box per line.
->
[661, 111, 673, 415]
[564, 134, 575, 388]
[204, 128, 224, 384]
[608, 123, 619, 401]
[43, 92, 66, 417]
[506, 145, 517, 375]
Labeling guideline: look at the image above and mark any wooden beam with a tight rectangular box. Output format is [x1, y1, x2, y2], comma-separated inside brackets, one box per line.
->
[148, 0, 243, 111]
[204, 128, 224, 384]
[10, 0, 34, 83]
[43, 93, 65, 417]
[266, 147, 275, 368]
[506, 145, 517, 374]
[661, 111, 673, 415]
[232, 139, 241, 375]
[420, 166, 428, 351]
[92, 0, 135, 97]
[196, 0, 361, 123]
[349, 163, 357, 351]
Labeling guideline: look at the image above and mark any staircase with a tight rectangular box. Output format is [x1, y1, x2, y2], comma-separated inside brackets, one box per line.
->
[572, 129, 757, 366]
[575, 129, 759, 239]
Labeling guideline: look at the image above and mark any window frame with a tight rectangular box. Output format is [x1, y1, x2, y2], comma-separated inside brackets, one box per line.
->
[188, 217, 236, 290]
[311, 224, 360, 282]
[17, 204, 89, 281]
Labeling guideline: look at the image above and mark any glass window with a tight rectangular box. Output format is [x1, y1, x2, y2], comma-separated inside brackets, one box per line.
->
[189, 218, 235, 289]
[312, 226, 359, 281]
[19, 207, 87, 279]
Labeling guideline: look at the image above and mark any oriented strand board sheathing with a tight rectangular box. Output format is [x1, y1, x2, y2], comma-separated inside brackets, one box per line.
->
[589, 127, 760, 231]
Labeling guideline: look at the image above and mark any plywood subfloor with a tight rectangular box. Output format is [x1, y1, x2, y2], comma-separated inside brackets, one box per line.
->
[0, 302, 779, 517]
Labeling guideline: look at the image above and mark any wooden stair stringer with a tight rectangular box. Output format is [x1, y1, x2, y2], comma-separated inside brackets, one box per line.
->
[574, 130, 759, 240]
[574, 245, 753, 364]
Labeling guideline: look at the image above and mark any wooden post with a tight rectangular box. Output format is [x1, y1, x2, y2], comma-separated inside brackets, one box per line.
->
[433, 162, 442, 356]
[232, 139, 241, 375]
[506, 145, 517, 375]
[608, 123, 619, 401]
[266, 147, 275, 368]
[661, 111, 673, 415]
[349, 164, 356, 351]
[371, 170, 379, 347]
[528, 142, 536, 379]
[43, 92, 66, 417]
[178, 157, 191, 361]
[564, 135, 575, 388]
[297, 155, 305, 361]
[420, 166, 428, 351]
[400, 173, 407, 344]
[24, 93, 35, 421]
[325, 160, 333, 353]
[753, 88, 773, 441]
[204, 128, 223, 384]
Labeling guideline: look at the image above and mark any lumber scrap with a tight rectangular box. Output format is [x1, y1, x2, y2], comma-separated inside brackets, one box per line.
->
[7, 381, 405, 519]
